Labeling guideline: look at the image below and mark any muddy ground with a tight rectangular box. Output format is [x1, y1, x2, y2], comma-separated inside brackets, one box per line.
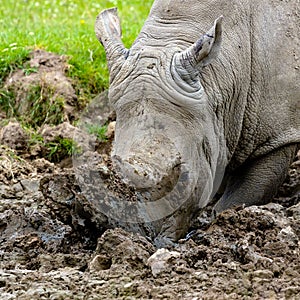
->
[0, 51, 299, 299]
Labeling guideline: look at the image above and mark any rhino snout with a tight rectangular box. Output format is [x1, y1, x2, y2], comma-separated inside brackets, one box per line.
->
[112, 142, 181, 200]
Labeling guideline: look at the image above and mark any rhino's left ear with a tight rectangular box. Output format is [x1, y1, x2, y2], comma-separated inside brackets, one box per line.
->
[172, 16, 223, 85]
[95, 8, 129, 82]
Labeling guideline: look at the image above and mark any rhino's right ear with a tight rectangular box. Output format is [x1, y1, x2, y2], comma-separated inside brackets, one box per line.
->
[95, 8, 129, 81]
[172, 16, 223, 88]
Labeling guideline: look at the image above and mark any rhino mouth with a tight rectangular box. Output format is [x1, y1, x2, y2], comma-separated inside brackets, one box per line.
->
[112, 154, 182, 201]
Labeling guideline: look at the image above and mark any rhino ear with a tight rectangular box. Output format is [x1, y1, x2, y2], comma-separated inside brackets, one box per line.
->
[172, 16, 223, 86]
[95, 8, 129, 81]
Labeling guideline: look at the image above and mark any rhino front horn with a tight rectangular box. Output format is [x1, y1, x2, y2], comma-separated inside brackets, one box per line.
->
[95, 8, 129, 81]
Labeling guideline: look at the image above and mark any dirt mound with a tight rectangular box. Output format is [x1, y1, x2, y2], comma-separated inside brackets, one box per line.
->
[0, 121, 29, 152]
[3, 50, 79, 126]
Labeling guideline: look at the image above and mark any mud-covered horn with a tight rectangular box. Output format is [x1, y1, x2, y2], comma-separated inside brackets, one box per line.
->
[172, 16, 223, 86]
[95, 8, 128, 81]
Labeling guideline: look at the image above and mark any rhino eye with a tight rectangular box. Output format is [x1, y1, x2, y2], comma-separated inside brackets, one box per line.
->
[147, 63, 156, 69]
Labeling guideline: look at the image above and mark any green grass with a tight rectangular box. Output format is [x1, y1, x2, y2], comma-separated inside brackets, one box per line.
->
[0, 84, 65, 129]
[86, 123, 109, 142]
[46, 137, 82, 163]
[0, 0, 153, 95]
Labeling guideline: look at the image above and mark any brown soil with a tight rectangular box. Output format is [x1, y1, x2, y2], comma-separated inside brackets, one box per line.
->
[0, 50, 299, 299]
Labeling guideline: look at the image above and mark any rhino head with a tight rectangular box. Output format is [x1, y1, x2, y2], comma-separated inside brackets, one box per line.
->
[95, 8, 225, 241]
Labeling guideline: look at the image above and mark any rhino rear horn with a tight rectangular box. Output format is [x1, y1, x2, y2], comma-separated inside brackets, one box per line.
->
[172, 16, 223, 86]
[95, 8, 128, 81]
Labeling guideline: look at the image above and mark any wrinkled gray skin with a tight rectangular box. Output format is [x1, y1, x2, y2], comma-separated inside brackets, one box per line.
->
[95, 0, 299, 245]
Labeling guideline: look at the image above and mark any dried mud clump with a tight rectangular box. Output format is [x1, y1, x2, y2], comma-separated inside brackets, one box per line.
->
[0, 121, 29, 152]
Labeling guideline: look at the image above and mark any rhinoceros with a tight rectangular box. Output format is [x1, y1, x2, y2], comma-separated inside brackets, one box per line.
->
[95, 0, 299, 245]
